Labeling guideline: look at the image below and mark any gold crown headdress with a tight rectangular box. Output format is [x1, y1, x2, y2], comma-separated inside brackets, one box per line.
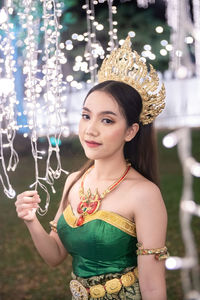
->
[98, 36, 165, 125]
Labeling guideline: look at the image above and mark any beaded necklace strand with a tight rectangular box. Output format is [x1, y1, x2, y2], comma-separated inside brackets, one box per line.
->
[76, 163, 131, 226]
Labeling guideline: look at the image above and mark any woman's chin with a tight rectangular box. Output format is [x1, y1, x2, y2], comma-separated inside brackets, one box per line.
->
[83, 149, 103, 161]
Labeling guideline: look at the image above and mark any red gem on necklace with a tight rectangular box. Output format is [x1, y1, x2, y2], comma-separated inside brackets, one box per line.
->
[87, 201, 98, 214]
[77, 215, 84, 226]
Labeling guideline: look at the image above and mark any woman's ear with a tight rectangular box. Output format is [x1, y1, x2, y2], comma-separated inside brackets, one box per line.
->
[125, 123, 139, 142]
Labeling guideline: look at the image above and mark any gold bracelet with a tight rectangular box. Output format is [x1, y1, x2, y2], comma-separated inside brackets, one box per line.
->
[49, 220, 57, 233]
[136, 243, 169, 261]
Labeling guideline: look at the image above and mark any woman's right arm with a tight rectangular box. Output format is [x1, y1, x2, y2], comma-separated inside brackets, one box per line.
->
[15, 173, 78, 267]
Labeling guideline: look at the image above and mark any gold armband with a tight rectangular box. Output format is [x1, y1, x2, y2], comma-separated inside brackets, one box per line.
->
[136, 243, 169, 261]
[49, 220, 57, 233]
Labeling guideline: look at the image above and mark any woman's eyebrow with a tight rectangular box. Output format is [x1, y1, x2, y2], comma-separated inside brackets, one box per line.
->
[82, 106, 117, 116]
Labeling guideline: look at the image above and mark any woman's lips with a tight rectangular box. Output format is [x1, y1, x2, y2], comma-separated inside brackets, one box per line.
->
[85, 140, 102, 148]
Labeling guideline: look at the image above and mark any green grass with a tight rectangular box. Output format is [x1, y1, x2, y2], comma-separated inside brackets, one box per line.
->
[0, 130, 199, 300]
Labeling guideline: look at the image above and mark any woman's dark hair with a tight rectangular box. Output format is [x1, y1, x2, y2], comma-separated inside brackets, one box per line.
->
[62, 80, 159, 209]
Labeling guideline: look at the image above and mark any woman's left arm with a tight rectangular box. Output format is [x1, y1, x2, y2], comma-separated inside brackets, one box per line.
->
[134, 182, 168, 300]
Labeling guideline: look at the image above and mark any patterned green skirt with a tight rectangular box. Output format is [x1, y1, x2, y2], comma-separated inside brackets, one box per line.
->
[71, 267, 141, 300]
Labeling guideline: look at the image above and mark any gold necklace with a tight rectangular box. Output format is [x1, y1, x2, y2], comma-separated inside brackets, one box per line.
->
[76, 163, 131, 226]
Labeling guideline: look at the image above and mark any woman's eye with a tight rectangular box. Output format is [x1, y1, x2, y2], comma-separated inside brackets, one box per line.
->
[82, 113, 90, 120]
[102, 118, 113, 124]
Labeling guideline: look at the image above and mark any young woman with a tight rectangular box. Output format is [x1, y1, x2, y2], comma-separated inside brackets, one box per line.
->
[15, 38, 169, 300]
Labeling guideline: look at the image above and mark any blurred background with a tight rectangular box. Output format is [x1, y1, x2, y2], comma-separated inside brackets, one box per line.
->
[0, 0, 200, 299]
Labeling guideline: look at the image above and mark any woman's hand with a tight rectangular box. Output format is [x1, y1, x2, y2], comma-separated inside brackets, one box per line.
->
[15, 190, 68, 266]
[15, 190, 41, 222]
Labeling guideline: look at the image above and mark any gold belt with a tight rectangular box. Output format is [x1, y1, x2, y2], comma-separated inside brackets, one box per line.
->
[70, 267, 138, 299]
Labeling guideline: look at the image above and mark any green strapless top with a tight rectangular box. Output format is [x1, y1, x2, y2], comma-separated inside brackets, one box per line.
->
[57, 204, 138, 278]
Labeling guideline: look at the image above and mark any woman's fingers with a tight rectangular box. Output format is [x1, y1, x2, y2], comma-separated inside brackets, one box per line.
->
[22, 190, 38, 197]
[16, 202, 39, 212]
[21, 196, 40, 204]
[16, 193, 40, 205]
[15, 190, 41, 221]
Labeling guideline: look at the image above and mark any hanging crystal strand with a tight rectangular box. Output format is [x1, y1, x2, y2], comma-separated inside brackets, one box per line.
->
[192, 0, 200, 77]
[81, 1, 104, 81]
[165, 0, 193, 76]
[177, 128, 200, 299]
[0, 124, 16, 199]
[166, 0, 181, 72]
[107, 0, 118, 51]
[42, 0, 69, 206]
[90, 0, 98, 81]
[178, 128, 200, 299]
[0, 0, 18, 198]
[84, 0, 97, 83]
[21, 0, 50, 215]
[164, 129, 200, 299]
[19, 0, 68, 216]
[164, 1, 200, 298]
[136, 0, 155, 8]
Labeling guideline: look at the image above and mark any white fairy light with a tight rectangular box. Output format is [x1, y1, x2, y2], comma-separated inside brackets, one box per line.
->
[141, 50, 149, 57]
[75, 56, 83, 62]
[119, 39, 125, 46]
[128, 31, 136, 38]
[175, 65, 188, 79]
[161, 40, 168, 46]
[162, 132, 178, 148]
[166, 44, 173, 51]
[66, 75, 73, 82]
[66, 44, 73, 50]
[149, 53, 156, 60]
[77, 34, 84, 41]
[96, 24, 104, 31]
[175, 50, 183, 57]
[185, 157, 200, 177]
[72, 33, 78, 40]
[144, 44, 151, 51]
[155, 26, 163, 33]
[160, 49, 168, 56]
[185, 36, 193, 44]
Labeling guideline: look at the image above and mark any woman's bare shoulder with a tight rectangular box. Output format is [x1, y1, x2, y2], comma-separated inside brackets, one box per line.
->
[135, 179, 161, 198]
[132, 178, 166, 222]
[127, 173, 165, 213]
[128, 170, 162, 200]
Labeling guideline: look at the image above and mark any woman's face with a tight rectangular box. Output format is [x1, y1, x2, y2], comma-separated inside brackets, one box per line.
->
[78, 90, 136, 161]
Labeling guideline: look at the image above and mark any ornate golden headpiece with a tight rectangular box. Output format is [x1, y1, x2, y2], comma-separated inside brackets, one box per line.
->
[98, 36, 165, 125]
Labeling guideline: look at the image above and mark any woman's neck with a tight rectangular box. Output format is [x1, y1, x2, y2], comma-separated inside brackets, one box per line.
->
[92, 157, 128, 181]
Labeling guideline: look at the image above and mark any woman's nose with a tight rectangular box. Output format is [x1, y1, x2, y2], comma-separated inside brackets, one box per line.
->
[86, 120, 99, 136]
